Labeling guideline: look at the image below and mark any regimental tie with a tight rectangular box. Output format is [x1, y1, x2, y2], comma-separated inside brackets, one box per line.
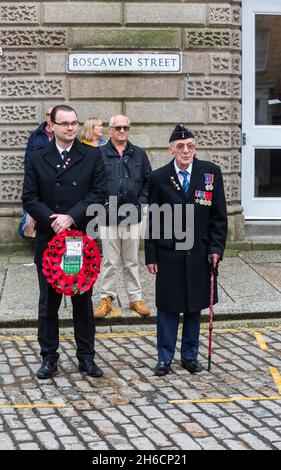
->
[61, 150, 70, 169]
[179, 170, 189, 193]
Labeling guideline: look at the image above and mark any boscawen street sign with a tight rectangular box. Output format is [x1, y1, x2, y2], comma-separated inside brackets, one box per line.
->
[68, 53, 181, 73]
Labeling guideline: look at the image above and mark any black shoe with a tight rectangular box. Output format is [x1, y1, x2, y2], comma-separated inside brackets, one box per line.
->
[79, 360, 104, 377]
[154, 361, 171, 377]
[36, 361, 58, 380]
[181, 359, 203, 374]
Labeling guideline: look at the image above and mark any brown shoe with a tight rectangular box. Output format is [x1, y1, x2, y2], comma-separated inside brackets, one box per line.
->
[94, 296, 113, 318]
[129, 300, 150, 316]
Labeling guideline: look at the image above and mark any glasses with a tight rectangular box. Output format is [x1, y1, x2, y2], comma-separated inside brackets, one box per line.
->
[53, 121, 79, 128]
[175, 143, 195, 152]
[110, 126, 130, 132]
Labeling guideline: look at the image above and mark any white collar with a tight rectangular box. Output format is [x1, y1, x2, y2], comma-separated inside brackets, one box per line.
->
[174, 160, 193, 175]
[56, 142, 73, 156]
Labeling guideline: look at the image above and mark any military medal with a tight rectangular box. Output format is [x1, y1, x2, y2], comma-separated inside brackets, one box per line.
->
[204, 191, 213, 206]
[204, 173, 214, 191]
[195, 189, 201, 203]
[170, 176, 181, 191]
[195, 190, 203, 204]
[195, 190, 213, 206]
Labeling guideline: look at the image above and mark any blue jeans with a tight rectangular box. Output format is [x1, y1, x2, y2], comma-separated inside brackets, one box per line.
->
[157, 309, 201, 363]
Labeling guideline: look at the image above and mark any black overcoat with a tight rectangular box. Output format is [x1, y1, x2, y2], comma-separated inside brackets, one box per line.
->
[22, 138, 107, 265]
[145, 157, 228, 313]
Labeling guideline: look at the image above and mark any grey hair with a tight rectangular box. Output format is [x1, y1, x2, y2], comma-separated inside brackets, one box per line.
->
[109, 114, 130, 127]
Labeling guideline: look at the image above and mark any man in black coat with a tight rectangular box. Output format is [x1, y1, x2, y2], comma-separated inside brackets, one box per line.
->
[145, 124, 227, 376]
[22, 105, 107, 380]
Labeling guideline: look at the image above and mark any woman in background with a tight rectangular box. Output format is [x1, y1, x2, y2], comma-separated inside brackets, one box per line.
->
[81, 117, 106, 147]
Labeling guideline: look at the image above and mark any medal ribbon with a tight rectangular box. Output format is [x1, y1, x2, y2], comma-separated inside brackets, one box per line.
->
[195, 190, 213, 200]
[204, 173, 214, 184]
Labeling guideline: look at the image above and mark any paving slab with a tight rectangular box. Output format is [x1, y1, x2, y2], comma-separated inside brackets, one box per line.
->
[239, 251, 281, 264]
[250, 264, 281, 293]
[218, 258, 281, 302]
[0, 265, 38, 321]
[0, 269, 6, 295]
[0, 251, 281, 326]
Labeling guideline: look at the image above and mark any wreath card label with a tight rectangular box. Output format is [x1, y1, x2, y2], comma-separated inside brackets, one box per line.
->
[42, 229, 101, 296]
[63, 237, 83, 274]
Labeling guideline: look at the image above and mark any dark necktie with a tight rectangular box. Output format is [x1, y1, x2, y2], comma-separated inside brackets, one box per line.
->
[179, 170, 189, 193]
[61, 150, 69, 162]
[61, 150, 70, 167]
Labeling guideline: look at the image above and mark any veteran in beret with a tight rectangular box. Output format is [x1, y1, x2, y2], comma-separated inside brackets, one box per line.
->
[145, 124, 228, 376]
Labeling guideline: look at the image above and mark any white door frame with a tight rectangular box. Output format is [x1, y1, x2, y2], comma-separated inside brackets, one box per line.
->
[242, 0, 281, 219]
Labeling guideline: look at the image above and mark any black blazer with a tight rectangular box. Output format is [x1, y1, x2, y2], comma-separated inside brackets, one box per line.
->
[22, 138, 107, 264]
[145, 157, 228, 313]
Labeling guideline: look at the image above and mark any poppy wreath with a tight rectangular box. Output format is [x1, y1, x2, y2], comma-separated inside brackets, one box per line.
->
[42, 229, 101, 296]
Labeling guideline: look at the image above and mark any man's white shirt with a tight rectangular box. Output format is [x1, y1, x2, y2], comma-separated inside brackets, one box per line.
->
[56, 143, 73, 160]
[174, 160, 193, 187]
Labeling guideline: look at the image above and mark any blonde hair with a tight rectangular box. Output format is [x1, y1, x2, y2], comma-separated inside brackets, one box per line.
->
[81, 117, 102, 141]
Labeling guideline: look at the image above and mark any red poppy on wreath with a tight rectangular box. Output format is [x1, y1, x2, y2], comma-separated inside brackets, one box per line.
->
[58, 274, 76, 296]
[79, 266, 92, 278]
[48, 236, 66, 256]
[42, 266, 52, 278]
[42, 229, 101, 296]
[77, 276, 93, 292]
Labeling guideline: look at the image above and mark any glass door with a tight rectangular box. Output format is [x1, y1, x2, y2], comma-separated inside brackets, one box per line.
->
[242, 0, 281, 219]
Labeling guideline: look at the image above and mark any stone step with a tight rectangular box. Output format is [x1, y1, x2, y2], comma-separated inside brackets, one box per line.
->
[245, 221, 281, 238]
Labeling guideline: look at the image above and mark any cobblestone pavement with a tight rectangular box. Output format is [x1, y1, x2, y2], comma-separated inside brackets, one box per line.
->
[1, 323, 281, 450]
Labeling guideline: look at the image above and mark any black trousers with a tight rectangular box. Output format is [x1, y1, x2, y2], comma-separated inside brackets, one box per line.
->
[37, 266, 95, 363]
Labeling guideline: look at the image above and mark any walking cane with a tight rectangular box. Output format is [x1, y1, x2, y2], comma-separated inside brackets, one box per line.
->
[208, 255, 216, 372]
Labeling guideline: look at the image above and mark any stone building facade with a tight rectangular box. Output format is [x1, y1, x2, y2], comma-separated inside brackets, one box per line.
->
[0, 0, 243, 246]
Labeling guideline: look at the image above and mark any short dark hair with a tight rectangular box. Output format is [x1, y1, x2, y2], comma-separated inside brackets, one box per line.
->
[51, 105, 77, 123]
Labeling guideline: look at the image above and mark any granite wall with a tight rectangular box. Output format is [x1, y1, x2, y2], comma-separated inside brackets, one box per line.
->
[0, 1, 244, 244]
